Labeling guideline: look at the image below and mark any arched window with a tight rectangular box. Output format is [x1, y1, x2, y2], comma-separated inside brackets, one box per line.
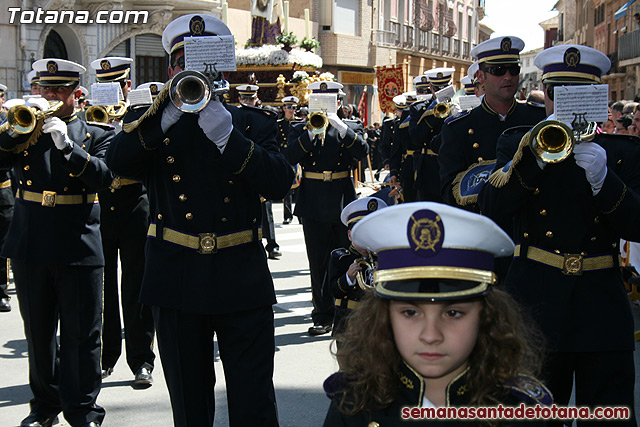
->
[44, 30, 68, 59]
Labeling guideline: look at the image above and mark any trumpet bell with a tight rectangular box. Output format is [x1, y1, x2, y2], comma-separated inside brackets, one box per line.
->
[434, 102, 451, 119]
[8, 105, 36, 134]
[85, 105, 110, 123]
[308, 111, 328, 135]
[170, 70, 211, 113]
[529, 120, 575, 164]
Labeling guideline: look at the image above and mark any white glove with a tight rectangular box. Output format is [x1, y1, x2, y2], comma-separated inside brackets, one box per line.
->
[573, 142, 608, 195]
[327, 112, 348, 138]
[25, 98, 50, 111]
[161, 102, 184, 133]
[42, 117, 70, 150]
[197, 100, 233, 153]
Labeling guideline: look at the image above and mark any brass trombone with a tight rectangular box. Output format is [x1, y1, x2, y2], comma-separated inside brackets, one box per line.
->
[2, 100, 63, 135]
[528, 119, 597, 164]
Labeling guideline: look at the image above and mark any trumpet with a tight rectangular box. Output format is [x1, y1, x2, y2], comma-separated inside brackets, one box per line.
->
[85, 101, 128, 123]
[2, 100, 63, 135]
[355, 252, 377, 290]
[307, 111, 328, 135]
[170, 63, 230, 113]
[529, 119, 597, 164]
[433, 102, 452, 119]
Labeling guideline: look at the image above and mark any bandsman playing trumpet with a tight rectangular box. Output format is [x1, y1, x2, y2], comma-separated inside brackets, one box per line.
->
[1, 58, 114, 427]
[478, 44, 640, 425]
[409, 67, 456, 202]
[89, 56, 156, 388]
[329, 196, 387, 339]
[106, 13, 292, 426]
[388, 91, 418, 203]
[438, 36, 546, 212]
[286, 80, 369, 336]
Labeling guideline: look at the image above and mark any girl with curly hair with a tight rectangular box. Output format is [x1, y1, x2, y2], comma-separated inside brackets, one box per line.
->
[323, 202, 552, 426]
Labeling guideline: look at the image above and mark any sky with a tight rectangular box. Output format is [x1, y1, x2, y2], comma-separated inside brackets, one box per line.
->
[480, 0, 560, 51]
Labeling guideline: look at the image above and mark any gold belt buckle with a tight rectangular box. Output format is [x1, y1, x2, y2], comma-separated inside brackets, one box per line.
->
[42, 191, 56, 207]
[562, 253, 583, 275]
[322, 171, 333, 182]
[110, 177, 122, 190]
[198, 232, 217, 254]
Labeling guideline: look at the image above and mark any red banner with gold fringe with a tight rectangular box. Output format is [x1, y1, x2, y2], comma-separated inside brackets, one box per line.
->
[376, 65, 404, 114]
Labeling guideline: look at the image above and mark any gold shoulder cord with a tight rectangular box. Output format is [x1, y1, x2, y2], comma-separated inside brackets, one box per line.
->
[602, 184, 626, 215]
[69, 154, 91, 178]
[234, 141, 254, 175]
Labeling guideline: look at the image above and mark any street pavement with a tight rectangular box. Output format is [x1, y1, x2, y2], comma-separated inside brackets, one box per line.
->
[0, 202, 337, 426]
[2, 197, 640, 426]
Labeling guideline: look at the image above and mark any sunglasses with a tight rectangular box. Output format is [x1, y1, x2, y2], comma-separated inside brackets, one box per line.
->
[483, 65, 521, 77]
[283, 105, 295, 110]
[172, 56, 185, 69]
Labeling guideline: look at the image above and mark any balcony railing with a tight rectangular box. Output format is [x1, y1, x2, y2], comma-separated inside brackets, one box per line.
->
[389, 21, 401, 45]
[373, 29, 398, 47]
[619, 30, 640, 61]
[418, 30, 430, 52]
[403, 25, 415, 48]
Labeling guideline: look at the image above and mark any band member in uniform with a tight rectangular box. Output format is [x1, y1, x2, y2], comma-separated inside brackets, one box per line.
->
[329, 196, 386, 338]
[410, 68, 455, 202]
[438, 36, 546, 212]
[479, 44, 640, 425]
[89, 56, 156, 387]
[0, 84, 7, 123]
[277, 95, 301, 225]
[388, 93, 414, 202]
[27, 70, 41, 96]
[1, 58, 113, 427]
[286, 80, 368, 336]
[324, 202, 551, 425]
[106, 14, 292, 426]
[238, 83, 281, 259]
[0, 158, 12, 312]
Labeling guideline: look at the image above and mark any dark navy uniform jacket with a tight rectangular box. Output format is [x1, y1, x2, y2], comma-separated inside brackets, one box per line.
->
[106, 99, 293, 315]
[478, 128, 640, 352]
[388, 109, 412, 181]
[97, 115, 150, 237]
[409, 97, 445, 202]
[0, 115, 114, 265]
[324, 363, 552, 426]
[379, 116, 395, 167]
[329, 246, 365, 335]
[439, 98, 546, 209]
[286, 119, 368, 223]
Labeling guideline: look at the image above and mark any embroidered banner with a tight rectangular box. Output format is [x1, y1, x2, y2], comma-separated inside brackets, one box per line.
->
[376, 65, 404, 114]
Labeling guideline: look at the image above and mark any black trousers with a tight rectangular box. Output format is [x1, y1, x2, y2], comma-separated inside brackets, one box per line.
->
[301, 218, 349, 325]
[13, 260, 105, 426]
[283, 189, 294, 221]
[101, 233, 155, 373]
[153, 305, 279, 427]
[262, 200, 278, 251]
[0, 203, 14, 285]
[544, 351, 637, 426]
[400, 158, 416, 202]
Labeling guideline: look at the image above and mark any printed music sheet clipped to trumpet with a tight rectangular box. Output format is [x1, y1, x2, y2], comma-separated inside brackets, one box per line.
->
[184, 35, 237, 72]
[554, 84, 609, 125]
